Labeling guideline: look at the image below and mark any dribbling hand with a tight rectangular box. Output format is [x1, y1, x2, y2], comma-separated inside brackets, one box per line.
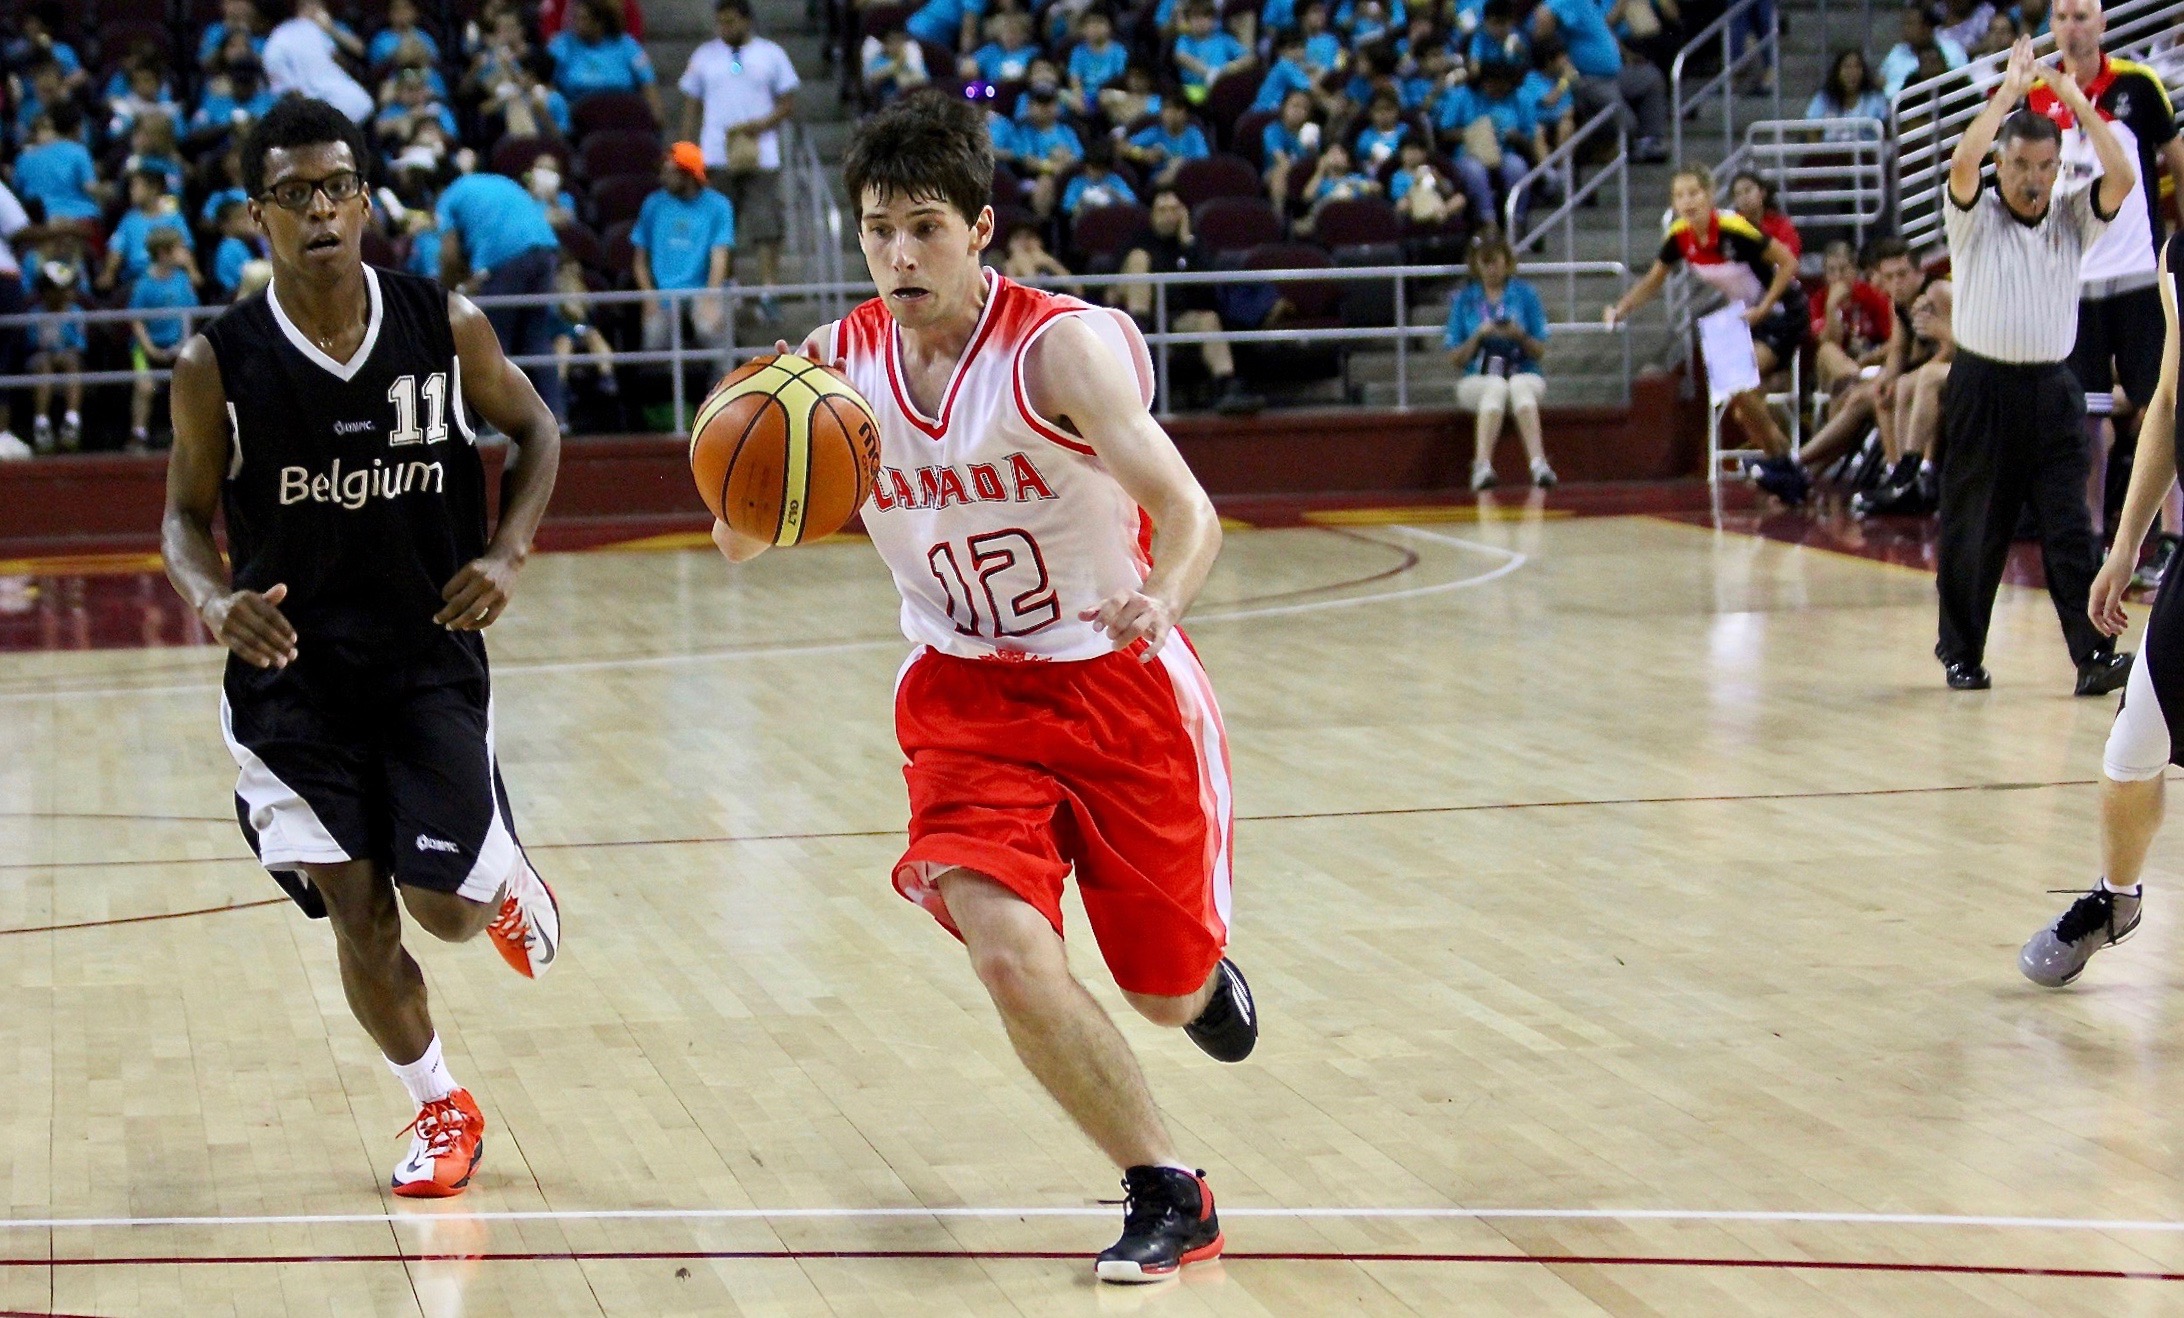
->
[712, 517, 773, 563]
[203, 582, 299, 669]
[436, 552, 521, 629]
[1080, 589, 1179, 661]
[2090, 549, 2136, 637]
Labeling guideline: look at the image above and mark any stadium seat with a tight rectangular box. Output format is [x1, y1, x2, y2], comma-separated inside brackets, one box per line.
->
[588, 174, 656, 228]
[602, 219, 638, 284]
[1242, 243, 1341, 323]
[1192, 196, 1283, 255]
[859, 2, 911, 38]
[1204, 69, 1260, 152]
[570, 92, 657, 137]
[1229, 110, 1280, 169]
[491, 135, 572, 179]
[557, 221, 607, 275]
[1171, 154, 1261, 210]
[576, 130, 664, 183]
[1071, 203, 1149, 264]
[360, 226, 401, 270]
[1311, 197, 1403, 249]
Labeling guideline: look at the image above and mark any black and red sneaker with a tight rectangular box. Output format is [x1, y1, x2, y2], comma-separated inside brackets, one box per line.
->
[1095, 1166, 1224, 1283]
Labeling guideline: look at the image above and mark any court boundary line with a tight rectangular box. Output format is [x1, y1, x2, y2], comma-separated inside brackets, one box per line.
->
[0, 526, 1523, 702]
[0, 1249, 2177, 1281]
[11, 1205, 2184, 1232]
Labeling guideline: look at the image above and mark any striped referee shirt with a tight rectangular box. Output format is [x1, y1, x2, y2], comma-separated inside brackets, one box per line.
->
[1944, 179, 2116, 363]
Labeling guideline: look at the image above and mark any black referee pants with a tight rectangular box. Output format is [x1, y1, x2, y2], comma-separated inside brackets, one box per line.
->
[1936, 351, 2112, 670]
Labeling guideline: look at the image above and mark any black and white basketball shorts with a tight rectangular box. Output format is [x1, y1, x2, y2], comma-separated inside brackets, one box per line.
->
[219, 637, 528, 918]
[2106, 561, 2184, 781]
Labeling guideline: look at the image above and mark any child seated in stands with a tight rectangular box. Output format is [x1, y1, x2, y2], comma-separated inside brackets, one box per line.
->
[107, 58, 182, 141]
[99, 168, 195, 293]
[1171, 1, 1253, 103]
[1011, 88, 1085, 218]
[965, 11, 1040, 82]
[370, 0, 443, 69]
[23, 257, 87, 455]
[1520, 35, 1578, 152]
[210, 199, 268, 301]
[1124, 98, 1210, 188]
[1000, 225, 1077, 288]
[1296, 142, 1379, 233]
[1068, 9, 1132, 113]
[1353, 93, 1412, 172]
[1100, 63, 1166, 125]
[124, 113, 187, 199]
[549, 253, 619, 410]
[1262, 89, 1321, 206]
[1062, 139, 1139, 215]
[1253, 30, 1317, 111]
[10, 106, 105, 227]
[1387, 140, 1463, 226]
[525, 158, 579, 229]
[129, 228, 200, 452]
[866, 27, 932, 102]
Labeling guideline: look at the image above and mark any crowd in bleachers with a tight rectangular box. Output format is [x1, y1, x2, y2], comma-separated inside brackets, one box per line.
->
[0, 0, 737, 455]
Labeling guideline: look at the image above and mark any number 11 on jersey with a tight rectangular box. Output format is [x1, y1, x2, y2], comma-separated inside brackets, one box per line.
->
[388, 372, 450, 446]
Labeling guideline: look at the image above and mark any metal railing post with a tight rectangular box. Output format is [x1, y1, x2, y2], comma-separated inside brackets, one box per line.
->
[1393, 271, 1408, 409]
[1155, 282, 1171, 416]
[670, 290, 686, 433]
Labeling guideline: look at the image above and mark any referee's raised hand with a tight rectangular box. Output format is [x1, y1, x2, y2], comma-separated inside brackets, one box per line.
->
[202, 583, 299, 669]
[1998, 36, 2039, 103]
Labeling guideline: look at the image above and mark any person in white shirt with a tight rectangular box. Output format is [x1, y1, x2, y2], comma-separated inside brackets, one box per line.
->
[263, 0, 373, 122]
[677, 0, 799, 321]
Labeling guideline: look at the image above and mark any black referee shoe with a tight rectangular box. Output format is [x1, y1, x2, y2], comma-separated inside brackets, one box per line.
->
[1096, 1166, 1224, 1283]
[1183, 958, 1257, 1063]
[2076, 651, 2132, 697]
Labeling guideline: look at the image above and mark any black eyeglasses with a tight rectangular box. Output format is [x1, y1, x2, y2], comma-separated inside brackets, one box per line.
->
[260, 171, 366, 212]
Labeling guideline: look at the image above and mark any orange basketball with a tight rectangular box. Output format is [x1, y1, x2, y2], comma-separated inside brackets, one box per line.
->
[688, 353, 883, 546]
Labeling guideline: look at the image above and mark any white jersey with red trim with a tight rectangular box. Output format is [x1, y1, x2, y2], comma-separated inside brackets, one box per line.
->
[811, 271, 1157, 662]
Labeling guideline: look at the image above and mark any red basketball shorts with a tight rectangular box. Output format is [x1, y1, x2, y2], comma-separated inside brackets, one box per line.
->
[891, 637, 1234, 998]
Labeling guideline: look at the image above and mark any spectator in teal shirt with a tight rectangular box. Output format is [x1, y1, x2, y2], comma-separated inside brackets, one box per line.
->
[1352, 94, 1411, 170]
[633, 142, 738, 351]
[1068, 12, 1132, 112]
[1061, 142, 1140, 215]
[128, 228, 199, 450]
[210, 200, 266, 300]
[101, 170, 196, 292]
[1172, 2, 1253, 100]
[437, 169, 565, 420]
[548, 0, 662, 121]
[368, 0, 442, 68]
[969, 13, 1042, 82]
[1124, 100, 1211, 187]
[10, 106, 103, 222]
[1443, 238, 1554, 489]
[1252, 34, 1318, 110]
[197, 0, 267, 68]
[1010, 91, 1084, 218]
[1299, 4, 1345, 71]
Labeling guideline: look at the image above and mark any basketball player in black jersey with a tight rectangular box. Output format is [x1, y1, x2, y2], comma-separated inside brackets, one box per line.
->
[160, 98, 563, 1198]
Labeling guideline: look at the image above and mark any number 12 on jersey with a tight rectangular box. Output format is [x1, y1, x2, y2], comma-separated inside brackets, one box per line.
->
[927, 530, 1060, 638]
[387, 372, 451, 446]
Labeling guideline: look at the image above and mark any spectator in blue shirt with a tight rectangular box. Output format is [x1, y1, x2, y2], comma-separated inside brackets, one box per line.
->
[1252, 33, 1319, 111]
[548, 0, 662, 120]
[906, 0, 984, 53]
[1436, 63, 1539, 231]
[1061, 140, 1140, 215]
[1298, 4, 1346, 73]
[124, 114, 190, 200]
[966, 12, 1042, 83]
[1262, 88, 1320, 203]
[209, 200, 266, 300]
[986, 108, 1020, 158]
[108, 60, 185, 142]
[8, 7, 87, 96]
[1468, 0, 1532, 69]
[1172, 3, 1253, 102]
[1069, 12, 1133, 113]
[374, 68, 461, 154]
[1262, 0, 1299, 33]
[1444, 238, 1554, 489]
[1878, 4, 1967, 95]
[9, 106, 104, 223]
[129, 228, 200, 450]
[634, 142, 739, 352]
[1532, 0, 1668, 159]
[1387, 139, 1464, 226]
[11, 62, 65, 148]
[865, 27, 932, 102]
[1338, 0, 1397, 45]
[369, 0, 442, 68]
[198, 0, 267, 68]
[1521, 35, 1579, 151]
[23, 256, 88, 452]
[1124, 100, 1211, 187]
[190, 53, 280, 149]
[1299, 142, 1379, 217]
[1353, 93, 1412, 171]
[437, 169, 566, 421]
[100, 170, 196, 292]
[1011, 90, 1084, 218]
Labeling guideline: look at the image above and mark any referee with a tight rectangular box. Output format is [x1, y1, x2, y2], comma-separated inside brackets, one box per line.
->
[1937, 37, 2137, 694]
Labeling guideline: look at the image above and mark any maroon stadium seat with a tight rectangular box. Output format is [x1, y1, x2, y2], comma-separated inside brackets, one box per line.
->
[860, 2, 911, 38]
[588, 173, 657, 228]
[1311, 197, 1403, 249]
[576, 129, 664, 182]
[557, 221, 607, 275]
[1071, 203, 1149, 262]
[360, 226, 401, 270]
[1203, 69, 1260, 151]
[1243, 242, 1341, 323]
[1229, 110, 1282, 169]
[570, 92, 657, 137]
[602, 219, 638, 284]
[1170, 154, 1261, 210]
[490, 135, 572, 179]
[1191, 196, 1283, 255]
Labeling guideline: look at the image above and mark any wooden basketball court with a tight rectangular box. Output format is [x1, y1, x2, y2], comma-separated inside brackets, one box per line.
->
[4, 504, 2180, 1315]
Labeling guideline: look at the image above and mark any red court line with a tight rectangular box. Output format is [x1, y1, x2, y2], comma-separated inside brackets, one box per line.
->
[2, 1249, 2179, 1281]
[0, 899, 289, 938]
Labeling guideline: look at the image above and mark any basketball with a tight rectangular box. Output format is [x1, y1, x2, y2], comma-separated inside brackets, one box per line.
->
[688, 353, 884, 546]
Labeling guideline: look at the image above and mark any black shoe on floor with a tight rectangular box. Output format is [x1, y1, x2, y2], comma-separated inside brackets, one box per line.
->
[1212, 377, 1265, 415]
[1183, 957, 1257, 1062]
[1943, 659, 1991, 690]
[1096, 1166, 1224, 1283]
[1751, 457, 1810, 506]
[2076, 651, 2132, 697]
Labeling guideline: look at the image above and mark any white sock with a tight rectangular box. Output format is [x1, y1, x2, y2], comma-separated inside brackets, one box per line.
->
[2102, 876, 2142, 896]
[63, 410, 78, 425]
[387, 1035, 459, 1105]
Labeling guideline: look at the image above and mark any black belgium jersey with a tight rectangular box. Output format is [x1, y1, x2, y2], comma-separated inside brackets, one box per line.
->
[203, 266, 489, 665]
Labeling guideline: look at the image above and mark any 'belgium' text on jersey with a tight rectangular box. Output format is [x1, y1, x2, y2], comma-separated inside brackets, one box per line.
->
[203, 265, 489, 662]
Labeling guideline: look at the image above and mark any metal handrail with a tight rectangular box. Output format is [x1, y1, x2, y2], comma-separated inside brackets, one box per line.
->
[1670, 0, 1785, 166]
[781, 120, 850, 319]
[1504, 103, 1633, 279]
[1888, 0, 2184, 249]
[0, 262, 1634, 417]
[1714, 117, 1890, 244]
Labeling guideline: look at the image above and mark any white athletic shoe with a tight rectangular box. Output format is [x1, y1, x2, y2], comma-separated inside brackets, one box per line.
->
[485, 862, 560, 978]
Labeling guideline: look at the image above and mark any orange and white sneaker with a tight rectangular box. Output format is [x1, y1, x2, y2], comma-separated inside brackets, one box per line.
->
[391, 1089, 486, 1199]
[486, 862, 560, 979]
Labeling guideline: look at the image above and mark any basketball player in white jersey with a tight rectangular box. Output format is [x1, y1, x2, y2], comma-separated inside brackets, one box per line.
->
[715, 89, 1256, 1282]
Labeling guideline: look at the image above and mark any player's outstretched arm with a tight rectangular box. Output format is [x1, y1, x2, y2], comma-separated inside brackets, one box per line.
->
[1024, 315, 1222, 661]
[160, 336, 299, 669]
[440, 293, 563, 629]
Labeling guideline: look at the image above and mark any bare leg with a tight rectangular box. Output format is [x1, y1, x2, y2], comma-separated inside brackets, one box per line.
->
[2102, 776, 2164, 889]
[1175, 310, 1234, 378]
[937, 869, 1181, 1170]
[1120, 250, 1153, 317]
[1797, 383, 1876, 467]
[131, 374, 154, 434]
[1731, 389, 1790, 458]
[306, 860, 438, 1065]
[1905, 362, 1949, 461]
[1121, 971, 1219, 1027]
